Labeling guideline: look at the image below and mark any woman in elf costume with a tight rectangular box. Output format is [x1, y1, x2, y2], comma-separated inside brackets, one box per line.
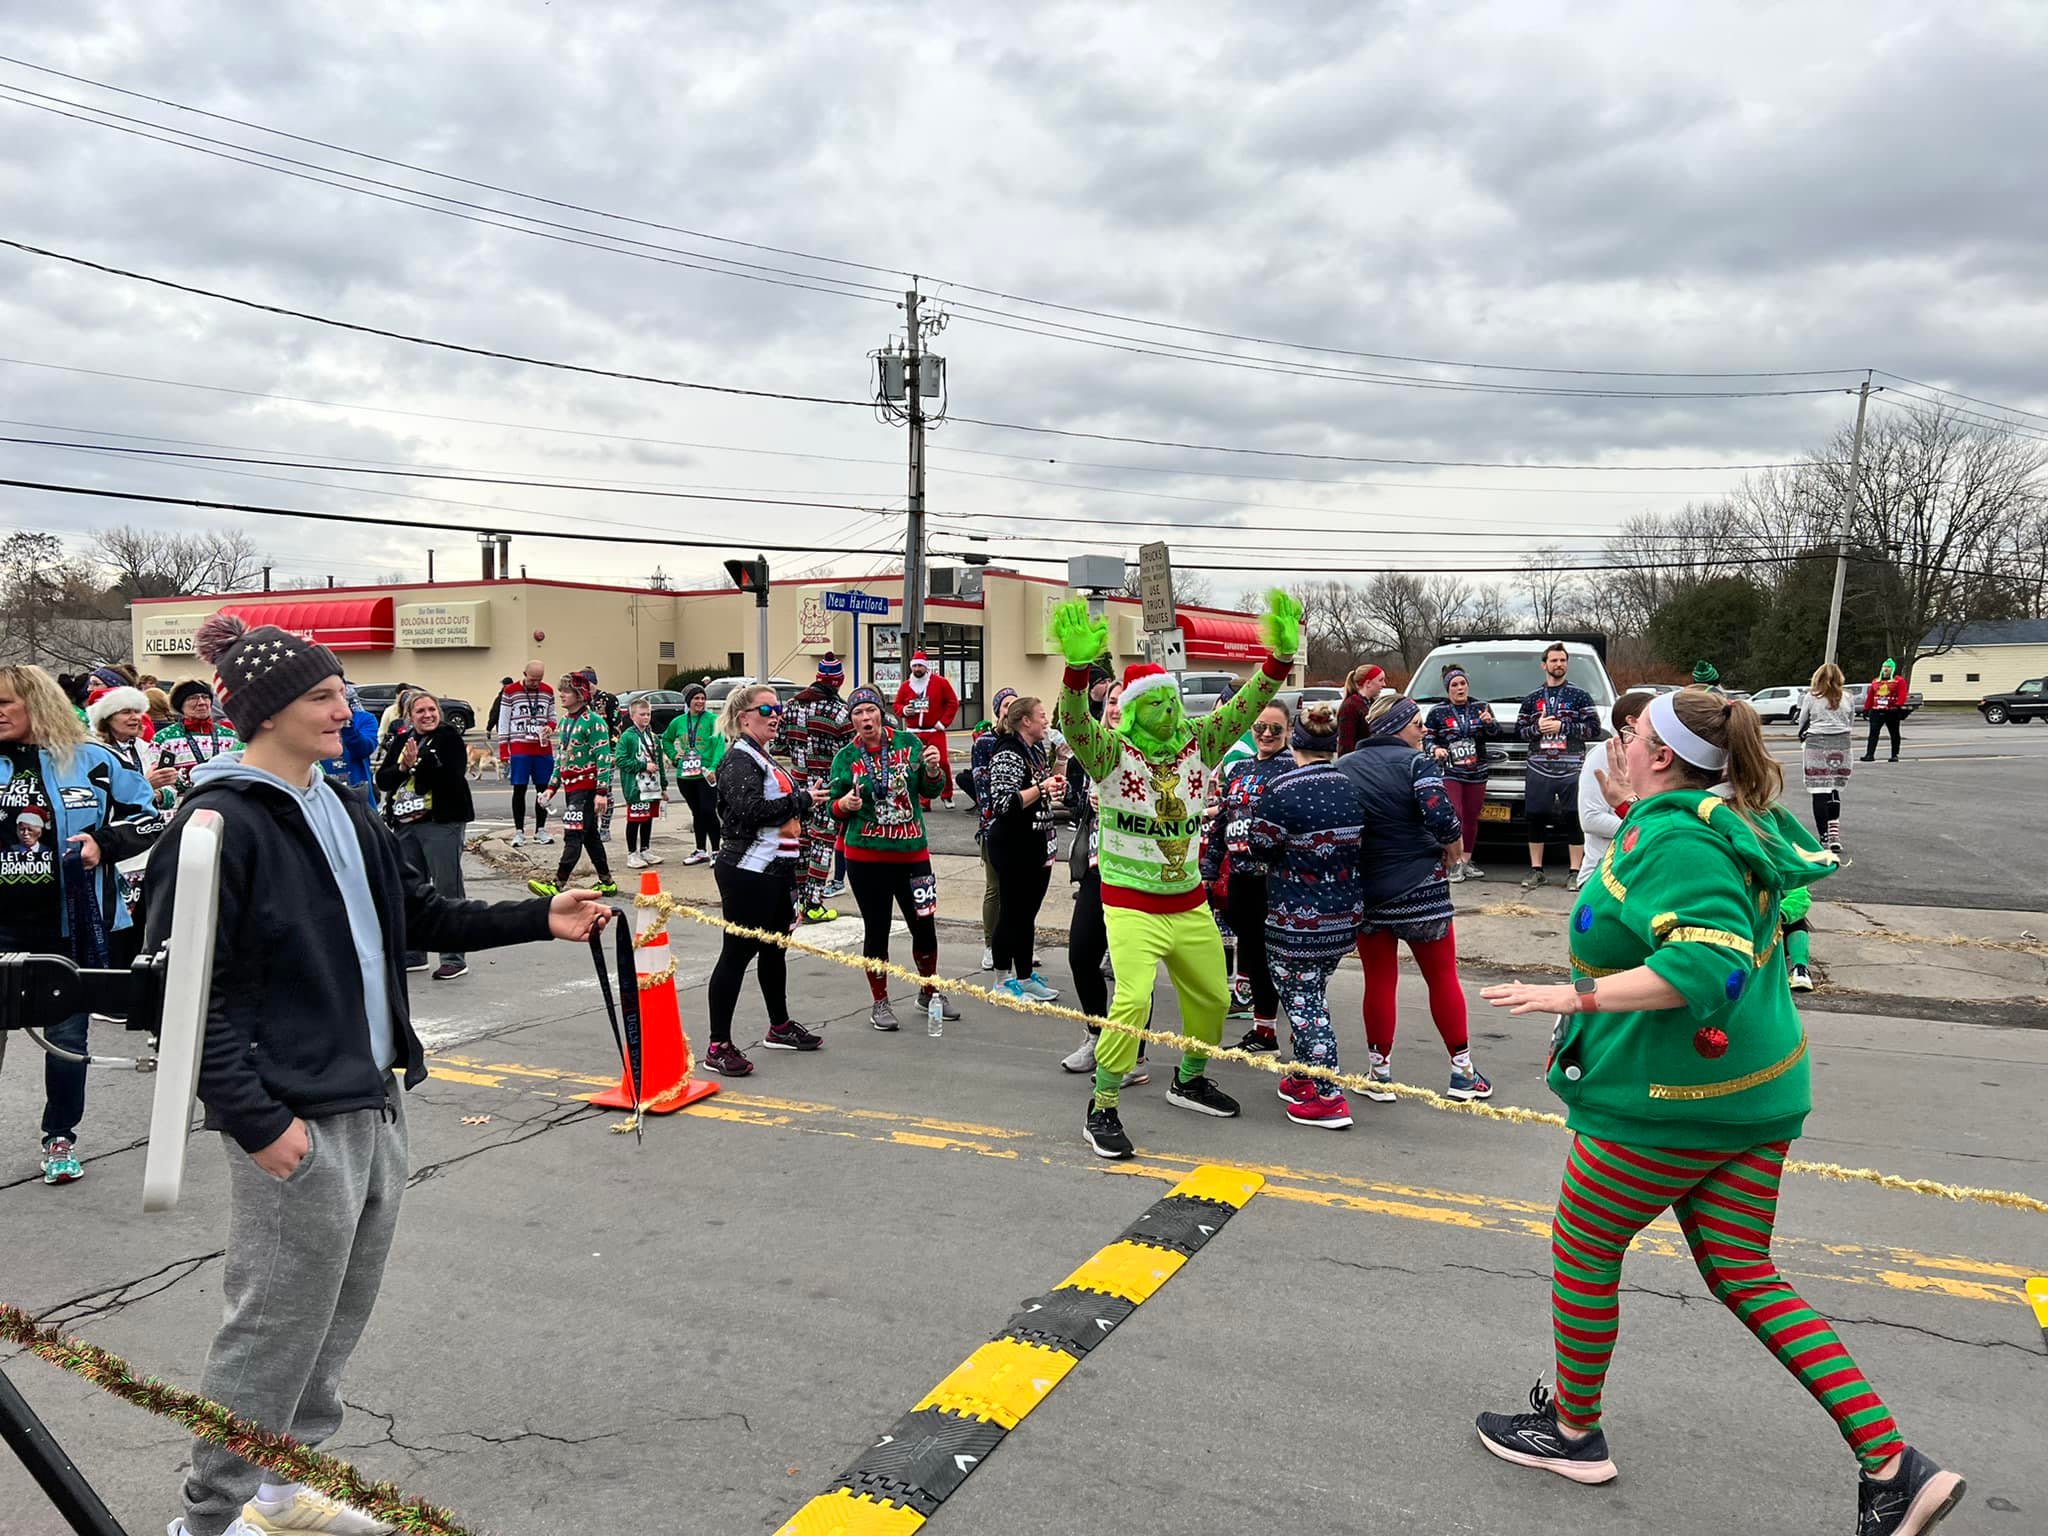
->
[1049, 589, 1301, 1161]
[829, 686, 954, 1031]
[662, 683, 725, 864]
[615, 695, 665, 870]
[1476, 690, 1961, 1536]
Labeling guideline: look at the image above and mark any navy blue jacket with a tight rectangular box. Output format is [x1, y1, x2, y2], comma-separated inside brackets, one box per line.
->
[1337, 737, 1464, 904]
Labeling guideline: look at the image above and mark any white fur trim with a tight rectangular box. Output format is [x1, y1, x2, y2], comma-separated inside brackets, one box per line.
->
[1118, 671, 1180, 706]
[86, 686, 150, 730]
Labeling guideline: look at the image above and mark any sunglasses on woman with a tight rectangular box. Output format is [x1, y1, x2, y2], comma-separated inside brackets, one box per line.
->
[1252, 723, 1285, 737]
[754, 702, 783, 717]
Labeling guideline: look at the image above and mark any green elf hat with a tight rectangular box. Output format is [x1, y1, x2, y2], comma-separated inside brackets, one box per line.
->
[1691, 659, 1720, 686]
[1880, 657, 1897, 676]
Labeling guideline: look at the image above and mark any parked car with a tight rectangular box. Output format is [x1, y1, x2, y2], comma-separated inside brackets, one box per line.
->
[618, 688, 690, 736]
[700, 675, 800, 707]
[1746, 686, 1808, 723]
[1978, 678, 2048, 724]
[353, 681, 476, 734]
[1407, 638, 1619, 844]
[1273, 685, 1344, 719]
[1175, 669, 1243, 717]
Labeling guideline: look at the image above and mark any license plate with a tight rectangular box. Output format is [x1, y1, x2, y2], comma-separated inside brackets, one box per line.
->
[1480, 802, 1512, 822]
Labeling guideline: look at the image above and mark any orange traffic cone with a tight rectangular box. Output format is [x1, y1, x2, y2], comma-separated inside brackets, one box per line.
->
[592, 870, 719, 1114]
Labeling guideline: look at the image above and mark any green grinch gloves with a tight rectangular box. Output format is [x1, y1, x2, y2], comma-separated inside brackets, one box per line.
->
[1259, 588, 1303, 661]
[1049, 598, 1110, 668]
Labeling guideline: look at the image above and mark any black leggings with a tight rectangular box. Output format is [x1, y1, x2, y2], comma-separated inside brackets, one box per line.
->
[988, 833, 1051, 979]
[1224, 874, 1279, 1020]
[626, 817, 652, 854]
[1810, 791, 1842, 839]
[1070, 868, 1109, 1018]
[512, 782, 549, 833]
[1865, 712, 1903, 758]
[708, 862, 793, 1043]
[679, 778, 721, 851]
[553, 788, 612, 883]
[846, 858, 940, 999]
[1525, 803, 1583, 847]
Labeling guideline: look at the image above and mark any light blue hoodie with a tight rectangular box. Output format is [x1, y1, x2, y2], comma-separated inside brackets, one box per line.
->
[194, 754, 395, 1072]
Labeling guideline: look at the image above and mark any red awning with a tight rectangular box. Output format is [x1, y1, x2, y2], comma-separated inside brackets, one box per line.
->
[220, 597, 395, 653]
[1176, 612, 1266, 662]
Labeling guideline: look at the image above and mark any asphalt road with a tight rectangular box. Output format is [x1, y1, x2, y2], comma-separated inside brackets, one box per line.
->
[3, 863, 2044, 1535]
[470, 710, 2048, 911]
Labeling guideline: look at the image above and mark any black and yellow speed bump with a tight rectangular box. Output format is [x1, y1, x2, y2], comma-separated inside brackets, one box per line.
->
[772, 1165, 1263, 1534]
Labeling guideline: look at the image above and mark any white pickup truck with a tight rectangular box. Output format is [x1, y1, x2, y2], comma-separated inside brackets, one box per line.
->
[1406, 638, 1619, 842]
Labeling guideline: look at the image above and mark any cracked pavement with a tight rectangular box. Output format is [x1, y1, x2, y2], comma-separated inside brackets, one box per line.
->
[3, 859, 2045, 1535]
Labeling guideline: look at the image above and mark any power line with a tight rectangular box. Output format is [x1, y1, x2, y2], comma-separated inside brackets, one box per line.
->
[1873, 370, 2048, 428]
[0, 239, 876, 410]
[1869, 390, 2048, 447]
[0, 82, 899, 307]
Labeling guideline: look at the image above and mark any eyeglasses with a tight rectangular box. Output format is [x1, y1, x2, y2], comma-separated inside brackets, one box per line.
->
[754, 702, 783, 717]
[1252, 723, 1285, 737]
[1617, 722, 1640, 744]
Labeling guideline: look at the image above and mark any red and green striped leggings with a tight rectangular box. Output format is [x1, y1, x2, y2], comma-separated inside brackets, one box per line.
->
[1551, 1136, 1904, 1471]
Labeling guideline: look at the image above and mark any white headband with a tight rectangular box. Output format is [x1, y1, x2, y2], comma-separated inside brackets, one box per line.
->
[1647, 691, 1728, 773]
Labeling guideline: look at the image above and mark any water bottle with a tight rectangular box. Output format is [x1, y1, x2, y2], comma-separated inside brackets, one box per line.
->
[928, 994, 945, 1037]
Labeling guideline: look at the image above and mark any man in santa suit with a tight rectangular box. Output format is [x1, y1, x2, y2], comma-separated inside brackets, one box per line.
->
[894, 651, 960, 810]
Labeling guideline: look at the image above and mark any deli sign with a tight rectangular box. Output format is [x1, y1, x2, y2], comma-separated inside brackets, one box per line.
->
[396, 601, 491, 649]
[139, 612, 203, 656]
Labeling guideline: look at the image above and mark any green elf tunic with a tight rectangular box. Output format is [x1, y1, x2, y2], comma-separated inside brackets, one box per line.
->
[615, 724, 663, 823]
[662, 711, 725, 783]
[1559, 789, 1838, 1151]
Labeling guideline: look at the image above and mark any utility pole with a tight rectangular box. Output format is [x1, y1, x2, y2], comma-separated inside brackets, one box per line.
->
[1823, 373, 1874, 667]
[902, 284, 927, 655]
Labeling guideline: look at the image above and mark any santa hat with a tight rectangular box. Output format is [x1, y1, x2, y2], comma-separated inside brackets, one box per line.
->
[1118, 662, 1179, 707]
[909, 651, 930, 669]
[86, 685, 150, 730]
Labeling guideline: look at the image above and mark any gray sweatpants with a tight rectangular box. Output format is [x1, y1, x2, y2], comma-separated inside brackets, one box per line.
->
[183, 1089, 408, 1536]
[398, 821, 467, 965]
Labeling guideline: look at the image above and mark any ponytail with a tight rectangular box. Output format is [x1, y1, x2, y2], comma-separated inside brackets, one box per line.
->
[720, 683, 775, 743]
[1664, 689, 1782, 817]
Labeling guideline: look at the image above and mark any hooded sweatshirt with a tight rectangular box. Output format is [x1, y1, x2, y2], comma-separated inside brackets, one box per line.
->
[1559, 788, 1837, 1149]
[197, 756, 394, 1072]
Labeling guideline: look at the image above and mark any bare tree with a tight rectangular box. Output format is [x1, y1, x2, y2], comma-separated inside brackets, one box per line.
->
[93, 526, 268, 599]
[1465, 583, 1517, 630]
[1519, 545, 1581, 635]
[1284, 578, 1371, 679]
[0, 532, 130, 668]
[1116, 566, 1213, 608]
[1358, 572, 1432, 668]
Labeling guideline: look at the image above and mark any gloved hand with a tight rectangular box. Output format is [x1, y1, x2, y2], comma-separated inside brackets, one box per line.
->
[1259, 588, 1303, 660]
[1048, 598, 1111, 669]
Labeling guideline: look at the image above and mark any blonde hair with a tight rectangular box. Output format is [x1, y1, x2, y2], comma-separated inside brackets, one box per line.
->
[720, 683, 777, 742]
[1365, 692, 1401, 725]
[1655, 690, 1783, 817]
[1002, 694, 1041, 733]
[1295, 699, 1340, 756]
[1808, 662, 1844, 710]
[0, 664, 91, 769]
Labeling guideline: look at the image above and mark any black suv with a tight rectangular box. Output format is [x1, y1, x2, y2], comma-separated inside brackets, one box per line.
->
[1977, 678, 2047, 724]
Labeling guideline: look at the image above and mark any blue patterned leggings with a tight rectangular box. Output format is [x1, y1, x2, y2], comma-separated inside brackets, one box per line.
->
[1270, 952, 1343, 1075]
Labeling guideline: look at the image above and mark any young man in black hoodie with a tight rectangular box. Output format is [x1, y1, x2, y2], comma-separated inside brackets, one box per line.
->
[147, 616, 611, 1536]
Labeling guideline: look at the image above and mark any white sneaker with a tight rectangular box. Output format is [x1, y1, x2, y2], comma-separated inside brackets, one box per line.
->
[1021, 973, 1061, 1002]
[533, 831, 555, 846]
[510, 831, 526, 848]
[684, 849, 709, 865]
[242, 1482, 396, 1534]
[626, 853, 648, 869]
[980, 945, 995, 971]
[643, 851, 665, 865]
[1061, 1035, 1098, 1073]
[169, 1519, 264, 1536]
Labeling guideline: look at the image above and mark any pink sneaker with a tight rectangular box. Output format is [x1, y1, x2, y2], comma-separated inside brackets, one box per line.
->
[1285, 1089, 1353, 1130]
[1276, 1072, 1318, 1106]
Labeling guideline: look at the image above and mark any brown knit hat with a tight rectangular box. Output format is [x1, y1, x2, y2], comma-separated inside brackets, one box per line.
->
[194, 615, 345, 735]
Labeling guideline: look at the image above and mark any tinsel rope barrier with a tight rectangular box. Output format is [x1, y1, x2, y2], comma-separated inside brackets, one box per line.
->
[637, 893, 2048, 1217]
[0, 1305, 481, 1536]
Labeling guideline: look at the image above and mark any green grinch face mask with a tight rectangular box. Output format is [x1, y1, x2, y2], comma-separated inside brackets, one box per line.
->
[1126, 687, 1189, 756]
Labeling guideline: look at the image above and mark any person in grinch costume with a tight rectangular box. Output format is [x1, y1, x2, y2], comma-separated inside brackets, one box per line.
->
[1048, 589, 1302, 1160]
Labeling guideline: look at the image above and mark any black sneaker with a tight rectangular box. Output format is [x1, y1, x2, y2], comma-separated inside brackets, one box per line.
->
[1084, 1101, 1134, 1160]
[433, 960, 468, 981]
[1856, 1446, 1965, 1536]
[704, 1042, 754, 1077]
[405, 954, 431, 973]
[763, 1019, 822, 1051]
[1475, 1382, 1617, 1485]
[1165, 1073, 1240, 1118]
[1235, 1024, 1279, 1054]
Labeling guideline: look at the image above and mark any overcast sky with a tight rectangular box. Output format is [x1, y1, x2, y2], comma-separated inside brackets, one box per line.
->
[2, 0, 2043, 604]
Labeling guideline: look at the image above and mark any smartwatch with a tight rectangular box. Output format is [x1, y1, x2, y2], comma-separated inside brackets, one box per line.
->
[1573, 975, 1600, 1013]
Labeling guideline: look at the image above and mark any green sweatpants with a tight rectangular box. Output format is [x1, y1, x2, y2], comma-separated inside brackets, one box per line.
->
[1093, 904, 1227, 1107]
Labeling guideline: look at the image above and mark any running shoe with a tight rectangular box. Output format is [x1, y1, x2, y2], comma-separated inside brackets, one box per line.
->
[1568, 869, 1589, 891]
[526, 879, 560, 898]
[1276, 1072, 1319, 1106]
[243, 1483, 395, 1534]
[532, 830, 555, 845]
[404, 953, 430, 973]
[1235, 1023, 1279, 1054]
[801, 904, 839, 924]
[594, 880, 620, 897]
[980, 945, 995, 970]
[1475, 1381, 1618, 1485]
[921, 993, 962, 1022]
[1227, 976, 1254, 1019]
[999, 977, 1044, 1006]
[172, 1518, 262, 1536]
[1285, 1088, 1353, 1129]
[643, 851, 665, 866]
[1165, 1073, 1240, 1118]
[870, 1000, 900, 1032]
[1448, 1060, 1493, 1100]
[684, 849, 710, 866]
[823, 878, 846, 899]
[1061, 1036, 1100, 1073]
[1084, 1101, 1134, 1160]
[40, 1138, 83, 1186]
[1855, 1445, 1966, 1536]
[1021, 972, 1061, 1002]
[1121, 1064, 1150, 1088]
[763, 1020, 822, 1051]
[1520, 869, 1548, 890]
[1363, 1056, 1398, 1104]
[626, 853, 648, 869]
[510, 831, 526, 848]
[1789, 963, 1815, 993]
[704, 1041, 754, 1077]
[1464, 864, 1488, 881]
[432, 961, 468, 981]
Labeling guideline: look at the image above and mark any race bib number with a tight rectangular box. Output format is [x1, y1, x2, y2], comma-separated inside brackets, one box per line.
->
[678, 752, 702, 777]
[1539, 731, 1567, 753]
[561, 805, 586, 832]
[1449, 737, 1479, 766]
[910, 871, 938, 918]
[391, 790, 429, 823]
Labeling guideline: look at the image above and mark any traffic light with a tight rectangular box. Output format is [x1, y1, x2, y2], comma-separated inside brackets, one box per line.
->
[724, 554, 770, 604]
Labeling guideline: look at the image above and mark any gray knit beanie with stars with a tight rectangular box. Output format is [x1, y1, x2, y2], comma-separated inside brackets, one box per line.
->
[194, 614, 345, 736]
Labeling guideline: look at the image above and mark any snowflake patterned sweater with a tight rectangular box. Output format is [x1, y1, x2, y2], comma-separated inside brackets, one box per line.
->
[1239, 761, 1364, 961]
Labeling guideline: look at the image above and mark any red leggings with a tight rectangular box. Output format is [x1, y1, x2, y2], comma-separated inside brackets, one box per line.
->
[1357, 926, 1469, 1057]
[1444, 780, 1486, 856]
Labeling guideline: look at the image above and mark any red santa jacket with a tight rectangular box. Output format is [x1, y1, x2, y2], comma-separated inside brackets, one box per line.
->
[895, 673, 959, 733]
